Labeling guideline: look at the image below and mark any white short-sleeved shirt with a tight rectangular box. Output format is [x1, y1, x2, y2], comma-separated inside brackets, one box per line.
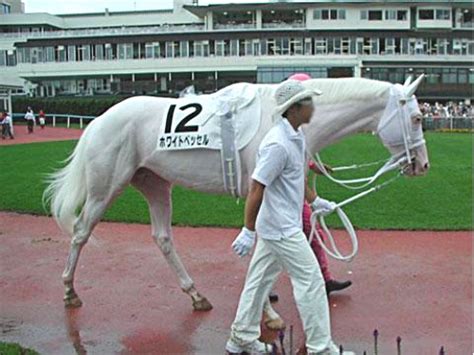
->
[251, 117, 306, 240]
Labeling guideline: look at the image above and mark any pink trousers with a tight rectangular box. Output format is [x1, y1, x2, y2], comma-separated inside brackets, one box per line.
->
[302, 202, 332, 282]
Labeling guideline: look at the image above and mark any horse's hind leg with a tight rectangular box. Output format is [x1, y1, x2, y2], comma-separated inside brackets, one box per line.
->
[132, 168, 213, 311]
[62, 198, 109, 307]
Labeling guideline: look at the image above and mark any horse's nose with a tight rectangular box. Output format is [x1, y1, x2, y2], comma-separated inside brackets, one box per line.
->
[424, 162, 430, 170]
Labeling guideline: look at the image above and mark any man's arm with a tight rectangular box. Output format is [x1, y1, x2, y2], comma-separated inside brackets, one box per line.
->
[244, 179, 265, 231]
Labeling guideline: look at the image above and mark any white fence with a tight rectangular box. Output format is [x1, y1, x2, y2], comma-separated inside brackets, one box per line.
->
[12, 113, 95, 129]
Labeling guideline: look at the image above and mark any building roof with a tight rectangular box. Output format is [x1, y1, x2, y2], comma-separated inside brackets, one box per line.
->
[0, 8, 201, 30]
[184, 0, 473, 17]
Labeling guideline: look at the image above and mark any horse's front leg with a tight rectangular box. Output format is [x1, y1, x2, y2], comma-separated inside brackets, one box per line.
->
[132, 169, 213, 311]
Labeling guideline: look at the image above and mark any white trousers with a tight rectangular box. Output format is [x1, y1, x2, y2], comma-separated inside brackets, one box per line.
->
[230, 230, 332, 353]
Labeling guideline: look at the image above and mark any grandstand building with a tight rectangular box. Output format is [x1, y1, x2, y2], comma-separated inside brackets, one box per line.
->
[0, 0, 472, 101]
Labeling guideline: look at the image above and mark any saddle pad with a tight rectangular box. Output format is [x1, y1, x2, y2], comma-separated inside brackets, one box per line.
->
[156, 82, 261, 151]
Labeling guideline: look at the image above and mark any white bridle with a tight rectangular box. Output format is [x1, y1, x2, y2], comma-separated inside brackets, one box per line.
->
[308, 75, 426, 262]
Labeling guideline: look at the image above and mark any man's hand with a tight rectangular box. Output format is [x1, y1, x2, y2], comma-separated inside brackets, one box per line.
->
[232, 227, 256, 257]
[309, 161, 333, 175]
[311, 196, 337, 216]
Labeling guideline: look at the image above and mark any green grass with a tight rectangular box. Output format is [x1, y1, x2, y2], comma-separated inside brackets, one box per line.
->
[0, 342, 39, 355]
[0, 133, 471, 230]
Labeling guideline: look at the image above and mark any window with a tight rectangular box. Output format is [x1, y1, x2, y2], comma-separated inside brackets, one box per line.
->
[314, 8, 345, 20]
[68, 45, 76, 62]
[215, 40, 226, 56]
[44, 47, 55, 62]
[57, 46, 66, 62]
[436, 9, 450, 20]
[145, 43, 153, 58]
[1, 3, 11, 14]
[368, 10, 383, 21]
[442, 68, 457, 84]
[419, 10, 434, 20]
[360, 10, 368, 20]
[397, 10, 408, 21]
[179, 41, 188, 57]
[0, 50, 5, 66]
[117, 43, 133, 60]
[95, 44, 104, 60]
[385, 10, 396, 20]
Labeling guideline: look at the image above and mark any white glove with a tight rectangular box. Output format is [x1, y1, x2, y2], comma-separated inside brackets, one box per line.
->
[232, 227, 256, 257]
[311, 196, 337, 216]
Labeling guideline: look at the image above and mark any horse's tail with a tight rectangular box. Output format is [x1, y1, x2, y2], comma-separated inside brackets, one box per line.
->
[43, 127, 90, 236]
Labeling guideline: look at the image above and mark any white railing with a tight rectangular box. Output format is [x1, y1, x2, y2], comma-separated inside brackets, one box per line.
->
[0, 24, 206, 39]
[12, 113, 95, 129]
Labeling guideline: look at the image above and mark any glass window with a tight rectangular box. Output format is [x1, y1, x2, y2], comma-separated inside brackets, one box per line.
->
[442, 68, 457, 84]
[253, 40, 260, 56]
[322, 10, 329, 20]
[166, 42, 175, 57]
[458, 69, 468, 83]
[385, 10, 396, 20]
[105, 44, 114, 59]
[313, 9, 321, 20]
[215, 40, 225, 56]
[469, 70, 474, 84]
[397, 10, 408, 21]
[419, 9, 434, 20]
[145, 44, 154, 58]
[436, 9, 450, 20]
[57, 46, 66, 62]
[67, 45, 76, 62]
[44, 47, 55, 62]
[330, 9, 337, 20]
[95, 44, 104, 60]
[368, 10, 383, 21]
[0, 50, 5, 66]
[180, 41, 188, 57]
[360, 10, 368, 20]
[338, 9, 346, 20]
[230, 39, 239, 56]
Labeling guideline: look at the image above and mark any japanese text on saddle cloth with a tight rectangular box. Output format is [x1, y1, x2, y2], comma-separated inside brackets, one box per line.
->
[156, 83, 261, 198]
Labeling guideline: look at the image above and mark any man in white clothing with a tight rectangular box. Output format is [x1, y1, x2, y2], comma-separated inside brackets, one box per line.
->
[226, 80, 354, 355]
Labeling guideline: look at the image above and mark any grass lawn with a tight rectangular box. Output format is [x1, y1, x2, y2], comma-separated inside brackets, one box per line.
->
[0, 132, 471, 230]
[0, 342, 39, 355]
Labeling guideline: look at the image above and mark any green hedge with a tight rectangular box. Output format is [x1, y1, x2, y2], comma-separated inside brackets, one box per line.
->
[12, 95, 131, 117]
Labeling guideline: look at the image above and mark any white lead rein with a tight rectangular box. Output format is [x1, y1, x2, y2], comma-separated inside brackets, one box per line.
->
[308, 169, 404, 262]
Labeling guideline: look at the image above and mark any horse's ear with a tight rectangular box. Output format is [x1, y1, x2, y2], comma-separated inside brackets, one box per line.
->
[403, 75, 413, 87]
[405, 74, 425, 98]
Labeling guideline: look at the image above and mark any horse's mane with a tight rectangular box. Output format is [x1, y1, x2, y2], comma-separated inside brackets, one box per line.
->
[304, 77, 391, 105]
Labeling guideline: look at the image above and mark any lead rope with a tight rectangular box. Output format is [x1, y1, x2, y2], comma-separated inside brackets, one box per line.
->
[307, 156, 405, 262]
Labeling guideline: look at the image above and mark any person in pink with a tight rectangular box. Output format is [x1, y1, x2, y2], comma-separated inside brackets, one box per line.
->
[269, 73, 351, 302]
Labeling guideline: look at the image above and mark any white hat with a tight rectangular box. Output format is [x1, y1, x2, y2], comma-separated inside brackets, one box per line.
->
[274, 80, 322, 115]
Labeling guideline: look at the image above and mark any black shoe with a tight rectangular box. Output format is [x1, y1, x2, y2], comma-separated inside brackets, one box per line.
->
[326, 279, 352, 296]
[268, 292, 279, 303]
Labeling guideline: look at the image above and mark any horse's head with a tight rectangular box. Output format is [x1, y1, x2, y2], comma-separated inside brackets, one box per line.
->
[377, 74, 430, 177]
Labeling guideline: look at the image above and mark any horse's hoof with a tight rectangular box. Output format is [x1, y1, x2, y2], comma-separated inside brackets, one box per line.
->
[64, 295, 83, 308]
[193, 297, 213, 311]
[265, 317, 286, 331]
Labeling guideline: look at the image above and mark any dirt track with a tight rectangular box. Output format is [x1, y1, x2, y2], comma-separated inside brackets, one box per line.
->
[0, 212, 471, 354]
[0, 125, 82, 145]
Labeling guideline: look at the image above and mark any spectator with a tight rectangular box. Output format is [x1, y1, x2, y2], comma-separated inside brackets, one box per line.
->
[38, 109, 46, 129]
[24, 107, 36, 134]
[1, 111, 14, 140]
[419, 101, 473, 119]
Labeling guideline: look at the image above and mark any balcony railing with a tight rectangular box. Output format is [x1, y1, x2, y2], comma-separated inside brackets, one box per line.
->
[0, 24, 205, 39]
[262, 22, 305, 29]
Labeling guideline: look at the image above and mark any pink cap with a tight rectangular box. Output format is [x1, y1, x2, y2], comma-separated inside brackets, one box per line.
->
[288, 73, 312, 82]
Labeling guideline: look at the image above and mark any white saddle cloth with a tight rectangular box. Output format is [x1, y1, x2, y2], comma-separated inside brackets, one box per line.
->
[157, 82, 261, 151]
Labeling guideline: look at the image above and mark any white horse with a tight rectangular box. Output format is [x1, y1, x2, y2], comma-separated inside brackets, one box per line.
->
[44, 76, 429, 329]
